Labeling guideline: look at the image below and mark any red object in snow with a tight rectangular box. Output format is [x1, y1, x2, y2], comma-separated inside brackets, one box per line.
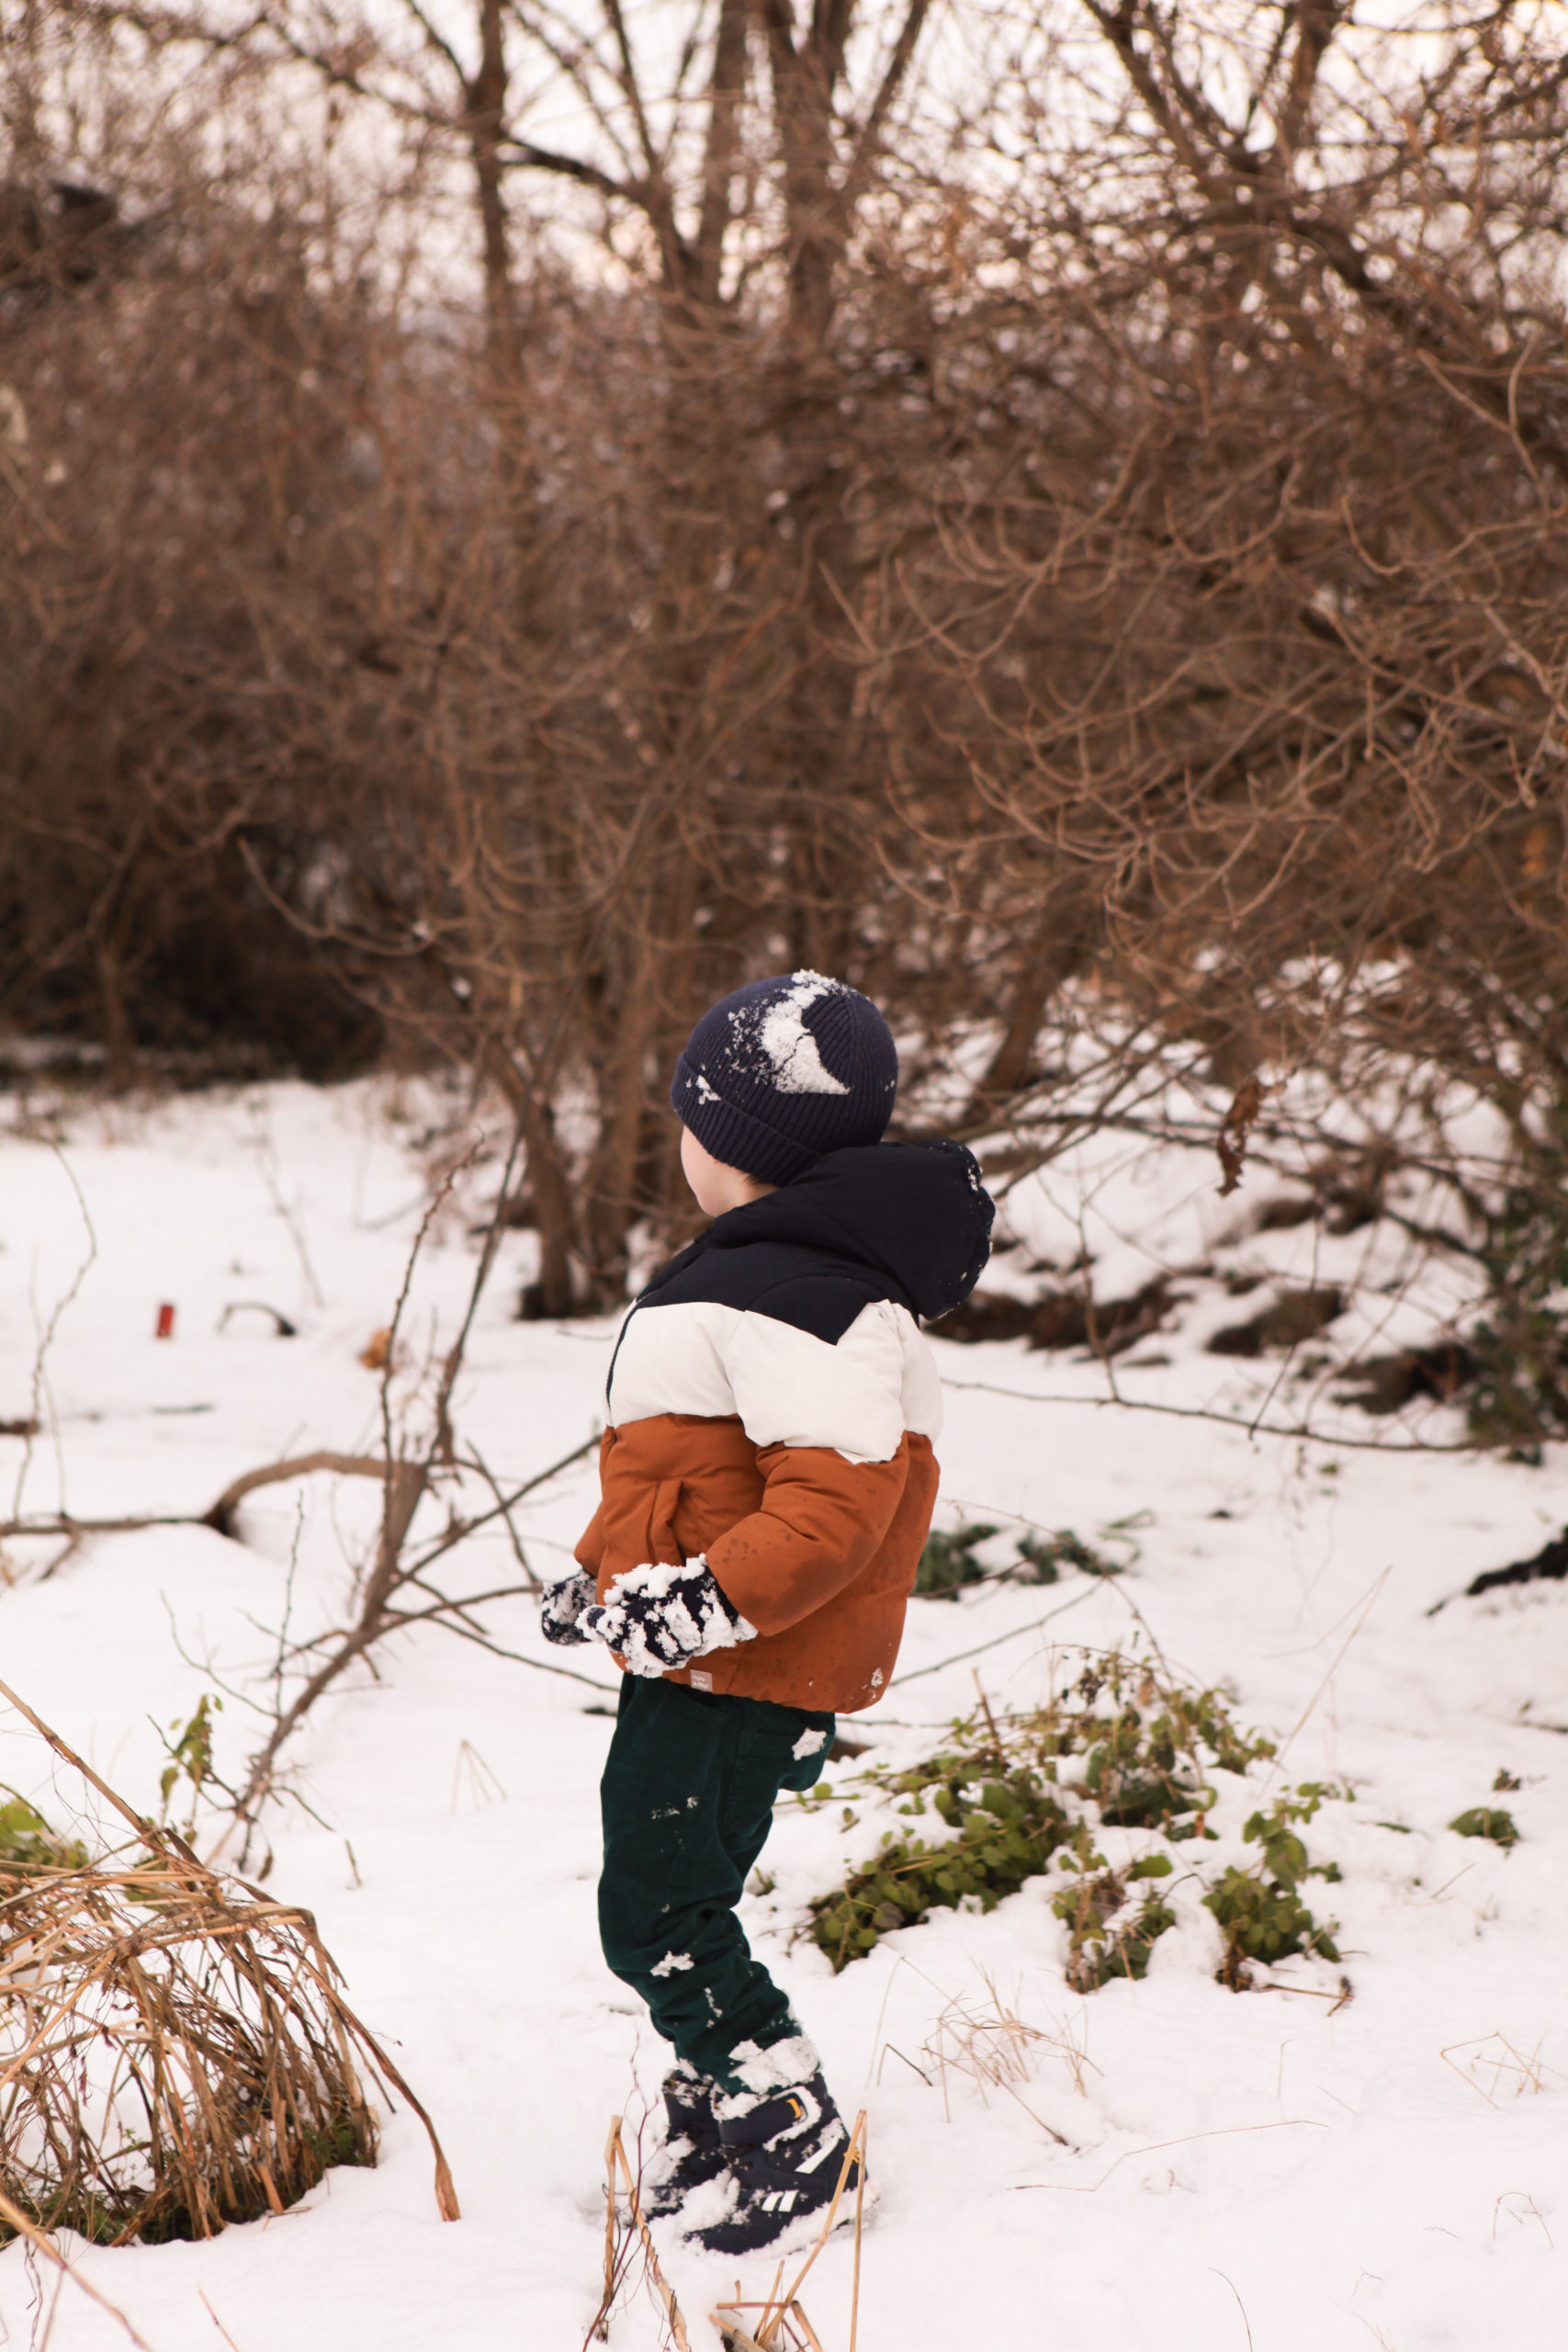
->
[154, 1303, 176, 1340]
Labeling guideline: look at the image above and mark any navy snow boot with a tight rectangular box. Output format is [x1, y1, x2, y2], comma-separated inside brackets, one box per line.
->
[693, 2072, 860, 2256]
[639, 2064, 728, 2219]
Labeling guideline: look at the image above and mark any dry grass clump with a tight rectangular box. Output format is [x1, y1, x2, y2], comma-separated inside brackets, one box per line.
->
[1440, 2032, 1562, 2107]
[0, 1843, 381, 2245]
[0, 1683, 458, 2245]
[920, 1975, 1053, 2113]
[918, 1972, 1100, 2140]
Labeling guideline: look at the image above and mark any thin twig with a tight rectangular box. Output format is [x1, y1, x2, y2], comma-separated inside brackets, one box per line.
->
[1275, 1565, 1392, 1759]
[1210, 2269, 1256, 2352]
[939, 1377, 1474, 1455]
[12, 1145, 97, 1527]
[198, 2290, 246, 2351]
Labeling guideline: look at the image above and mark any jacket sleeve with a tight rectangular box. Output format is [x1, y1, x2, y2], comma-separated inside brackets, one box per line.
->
[704, 1438, 912, 1635]
[574, 1501, 607, 1575]
[574, 1434, 613, 1573]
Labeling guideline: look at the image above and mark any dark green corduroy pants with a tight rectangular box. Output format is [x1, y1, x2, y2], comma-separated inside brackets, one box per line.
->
[598, 1676, 836, 2094]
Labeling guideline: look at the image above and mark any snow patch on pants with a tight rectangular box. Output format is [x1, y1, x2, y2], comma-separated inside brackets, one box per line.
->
[720, 2033, 820, 2111]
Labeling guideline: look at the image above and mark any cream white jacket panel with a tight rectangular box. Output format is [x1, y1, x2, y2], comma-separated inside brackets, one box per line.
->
[607, 1295, 942, 1464]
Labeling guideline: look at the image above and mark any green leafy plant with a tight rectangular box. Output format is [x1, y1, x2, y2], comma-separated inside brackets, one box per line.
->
[156, 1695, 224, 1834]
[805, 1651, 1286, 1988]
[913, 1523, 1000, 1600]
[807, 1762, 1071, 1966]
[1017, 1527, 1124, 1581]
[913, 1520, 1134, 1601]
[1449, 1805, 1519, 1849]
[1050, 1827, 1177, 1989]
[0, 1792, 88, 1878]
[1202, 1784, 1342, 1987]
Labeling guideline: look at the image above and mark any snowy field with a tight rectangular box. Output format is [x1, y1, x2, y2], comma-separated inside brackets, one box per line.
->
[0, 1078, 1562, 2351]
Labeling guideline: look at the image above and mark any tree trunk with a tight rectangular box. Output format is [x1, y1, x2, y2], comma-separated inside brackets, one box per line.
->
[466, 0, 520, 375]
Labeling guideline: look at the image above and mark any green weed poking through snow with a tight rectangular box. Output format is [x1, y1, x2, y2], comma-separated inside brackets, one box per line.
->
[0, 1792, 88, 1875]
[157, 1694, 225, 1836]
[1448, 1804, 1520, 1849]
[911, 1520, 1134, 1600]
[803, 1653, 1345, 1992]
[1202, 1785, 1344, 1988]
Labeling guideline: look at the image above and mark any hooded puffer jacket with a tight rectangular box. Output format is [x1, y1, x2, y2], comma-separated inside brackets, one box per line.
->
[574, 1139, 994, 1711]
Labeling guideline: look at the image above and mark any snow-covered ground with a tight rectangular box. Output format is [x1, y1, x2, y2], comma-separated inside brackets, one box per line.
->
[0, 1079, 1562, 2351]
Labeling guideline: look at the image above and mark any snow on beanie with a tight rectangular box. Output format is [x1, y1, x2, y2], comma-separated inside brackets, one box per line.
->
[671, 971, 898, 1185]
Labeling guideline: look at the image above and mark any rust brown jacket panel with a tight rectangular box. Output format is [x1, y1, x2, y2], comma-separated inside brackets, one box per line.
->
[574, 1414, 940, 1713]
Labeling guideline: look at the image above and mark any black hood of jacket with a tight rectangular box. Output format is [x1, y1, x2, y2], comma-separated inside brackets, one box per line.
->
[700, 1139, 994, 1324]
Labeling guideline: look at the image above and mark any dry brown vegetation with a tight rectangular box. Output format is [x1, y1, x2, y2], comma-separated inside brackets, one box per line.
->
[0, 1682, 458, 2244]
[1, 1850, 380, 2244]
[3, 3, 1566, 1375]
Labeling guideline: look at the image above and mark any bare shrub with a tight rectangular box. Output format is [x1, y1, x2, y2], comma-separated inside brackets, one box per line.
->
[865, 6, 1568, 1168]
[4, 2, 1567, 1375]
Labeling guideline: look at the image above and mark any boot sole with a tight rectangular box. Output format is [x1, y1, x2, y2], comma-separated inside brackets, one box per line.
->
[691, 2175, 878, 2261]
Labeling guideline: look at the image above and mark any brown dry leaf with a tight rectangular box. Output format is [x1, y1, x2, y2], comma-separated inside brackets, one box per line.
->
[1217, 1077, 1265, 1198]
[358, 1328, 393, 1372]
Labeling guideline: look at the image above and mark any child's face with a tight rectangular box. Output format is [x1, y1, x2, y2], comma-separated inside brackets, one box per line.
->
[680, 1125, 773, 1217]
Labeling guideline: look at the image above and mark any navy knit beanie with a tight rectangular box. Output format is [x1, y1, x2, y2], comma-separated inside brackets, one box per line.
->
[671, 971, 898, 1185]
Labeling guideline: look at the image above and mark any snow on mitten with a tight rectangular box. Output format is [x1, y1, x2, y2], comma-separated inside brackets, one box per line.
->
[582, 1558, 757, 1679]
[540, 1566, 598, 1647]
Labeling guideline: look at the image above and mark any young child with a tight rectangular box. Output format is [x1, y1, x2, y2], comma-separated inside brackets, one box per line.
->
[540, 971, 993, 2254]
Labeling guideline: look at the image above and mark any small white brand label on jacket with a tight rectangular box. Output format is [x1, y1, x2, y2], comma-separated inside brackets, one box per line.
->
[689, 1670, 714, 1691]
